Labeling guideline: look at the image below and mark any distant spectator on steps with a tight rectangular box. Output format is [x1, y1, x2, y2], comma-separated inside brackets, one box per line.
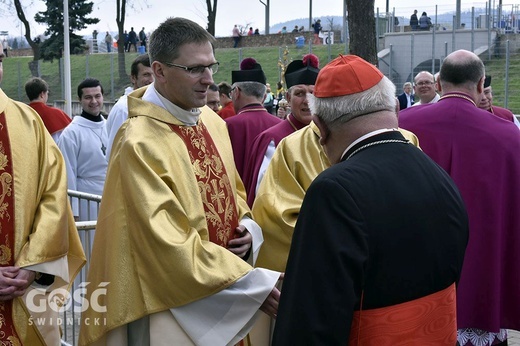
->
[127, 27, 138, 52]
[232, 24, 241, 48]
[105, 32, 113, 53]
[410, 9, 419, 30]
[313, 19, 322, 45]
[139, 27, 147, 52]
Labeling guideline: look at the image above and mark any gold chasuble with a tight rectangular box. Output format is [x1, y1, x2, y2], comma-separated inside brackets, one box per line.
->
[254, 125, 419, 272]
[80, 87, 253, 345]
[0, 89, 86, 345]
[253, 123, 330, 272]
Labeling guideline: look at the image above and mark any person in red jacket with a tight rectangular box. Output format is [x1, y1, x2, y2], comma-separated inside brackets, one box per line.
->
[217, 82, 236, 119]
[25, 77, 71, 142]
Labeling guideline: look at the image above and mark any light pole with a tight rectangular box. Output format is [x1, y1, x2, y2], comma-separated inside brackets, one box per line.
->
[259, 0, 270, 35]
[342, 0, 346, 43]
[63, 0, 72, 116]
[456, 0, 461, 28]
[309, 0, 313, 34]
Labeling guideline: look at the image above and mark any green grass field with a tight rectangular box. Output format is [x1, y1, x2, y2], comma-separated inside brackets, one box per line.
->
[483, 53, 520, 113]
[1, 43, 518, 113]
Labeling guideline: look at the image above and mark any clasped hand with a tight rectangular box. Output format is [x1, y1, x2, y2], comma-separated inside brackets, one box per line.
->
[227, 225, 252, 259]
[0, 266, 36, 301]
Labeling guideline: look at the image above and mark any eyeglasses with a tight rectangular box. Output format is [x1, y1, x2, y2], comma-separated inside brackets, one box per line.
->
[162, 61, 219, 77]
[416, 81, 435, 86]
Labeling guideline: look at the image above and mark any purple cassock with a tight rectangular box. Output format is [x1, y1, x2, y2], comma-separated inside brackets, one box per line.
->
[225, 104, 282, 180]
[399, 92, 520, 332]
[243, 113, 308, 207]
[490, 105, 515, 122]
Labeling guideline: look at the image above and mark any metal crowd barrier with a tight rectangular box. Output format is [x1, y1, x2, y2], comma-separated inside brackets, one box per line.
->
[59, 190, 101, 346]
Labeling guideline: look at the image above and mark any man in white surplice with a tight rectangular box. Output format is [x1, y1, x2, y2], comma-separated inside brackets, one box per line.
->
[57, 78, 108, 222]
[105, 54, 154, 160]
[79, 17, 282, 346]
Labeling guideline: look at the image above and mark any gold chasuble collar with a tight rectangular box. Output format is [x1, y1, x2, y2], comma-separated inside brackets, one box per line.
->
[0, 112, 22, 343]
[169, 121, 239, 246]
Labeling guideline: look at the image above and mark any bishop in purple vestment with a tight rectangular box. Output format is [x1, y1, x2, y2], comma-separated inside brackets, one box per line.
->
[400, 50, 520, 346]
[243, 54, 320, 206]
[479, 75, 520, 129]
[225, 58, 282, 180]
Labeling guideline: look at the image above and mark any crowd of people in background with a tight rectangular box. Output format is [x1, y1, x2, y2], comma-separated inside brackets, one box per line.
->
[101, 10, 434, 55]
[1, 15, 519, 346]
[231, 22, 309, 48]
[410, 9, 432, 31]
[100, 26, 148, 53]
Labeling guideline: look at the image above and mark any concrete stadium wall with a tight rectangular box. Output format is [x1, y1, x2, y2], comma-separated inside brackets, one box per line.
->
[378, 30, 519, 85]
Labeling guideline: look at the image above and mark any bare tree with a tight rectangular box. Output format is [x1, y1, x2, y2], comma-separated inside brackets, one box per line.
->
[206, 0, 217, 36]
[325, 17, 334, 31]
[12, 0, 41, 76]
[116, 0, 127, 81]
[345, 0, 377, 65]
[239, 22, 252, 36]
[324, 17, 342, 35]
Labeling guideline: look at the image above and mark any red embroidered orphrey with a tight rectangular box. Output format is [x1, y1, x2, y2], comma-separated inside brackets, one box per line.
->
[170, 121, 239, 247]
[0, 112, 22, 344]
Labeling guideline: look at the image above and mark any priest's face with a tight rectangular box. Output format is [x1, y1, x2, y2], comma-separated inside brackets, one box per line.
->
[131, 63, 154, 89]
[413, 72, 436, 103]
[479, 86, 493, 111]
[206, 89, 220, 112]
[288, 84, 314, 125]
[153, 42, 216, 111]
[80, 86, 104, 116]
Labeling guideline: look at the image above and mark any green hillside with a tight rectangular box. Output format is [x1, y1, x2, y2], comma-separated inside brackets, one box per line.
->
[1, 43, 518, 114]
[0, 45, 346, 104]
[214, 45, 346, 87]
[483, 54, 520, 113]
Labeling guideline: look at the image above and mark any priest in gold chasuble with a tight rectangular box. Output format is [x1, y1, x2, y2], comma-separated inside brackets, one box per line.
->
[0, 87, 85, 345]
[80, 17, 281, 346]
[254, 125, 419, 273]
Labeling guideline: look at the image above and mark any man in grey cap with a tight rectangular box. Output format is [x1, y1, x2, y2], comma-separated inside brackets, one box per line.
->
[225, 57, 282, 180]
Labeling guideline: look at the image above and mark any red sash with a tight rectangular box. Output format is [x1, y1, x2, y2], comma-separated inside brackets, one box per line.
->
[170, 121, 239, 247]
[0, 112, 22, 344]
[348, 283, 457, 346]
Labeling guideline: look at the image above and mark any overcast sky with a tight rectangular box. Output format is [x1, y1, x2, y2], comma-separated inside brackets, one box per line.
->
[0, 0, 509, 39]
